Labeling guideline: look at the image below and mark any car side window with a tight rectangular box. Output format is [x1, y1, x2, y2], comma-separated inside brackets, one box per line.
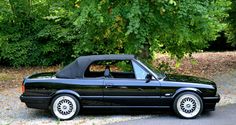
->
[84, 60, 135, 79]
[132, 61, 148, 80]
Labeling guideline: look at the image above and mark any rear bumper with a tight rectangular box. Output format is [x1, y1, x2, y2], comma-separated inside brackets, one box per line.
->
[203, 93, 220, 111]
[20, 95, 51, 109]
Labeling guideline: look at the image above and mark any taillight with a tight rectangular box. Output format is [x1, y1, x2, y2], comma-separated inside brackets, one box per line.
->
[22, 81, 25, 93]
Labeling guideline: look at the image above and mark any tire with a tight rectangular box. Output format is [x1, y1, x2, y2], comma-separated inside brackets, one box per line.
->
[173, 92, 203, 119]
[50, 94, 80, 120]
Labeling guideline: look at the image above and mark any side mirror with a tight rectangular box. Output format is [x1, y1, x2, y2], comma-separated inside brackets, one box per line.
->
[145, 74, 152, 83]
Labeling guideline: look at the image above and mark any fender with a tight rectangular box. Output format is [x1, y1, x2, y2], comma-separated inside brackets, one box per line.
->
[173, 87, 202, 98]
[52, 89, 81, 99]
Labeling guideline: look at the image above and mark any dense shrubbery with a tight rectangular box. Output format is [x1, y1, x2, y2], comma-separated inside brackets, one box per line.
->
[0, 0, 77, 66]
[227, 0, 236, 46]
[0, 0, 232, 66]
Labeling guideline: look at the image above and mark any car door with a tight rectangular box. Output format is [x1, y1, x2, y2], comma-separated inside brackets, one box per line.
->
[103, 60, 162, 107]
[78, 63, 108, 107]
[75, 78, 106, 106]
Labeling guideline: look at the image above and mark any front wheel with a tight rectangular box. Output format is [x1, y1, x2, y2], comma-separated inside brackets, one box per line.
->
[173, 92, 203, 119]
[51, 94, 80, 120]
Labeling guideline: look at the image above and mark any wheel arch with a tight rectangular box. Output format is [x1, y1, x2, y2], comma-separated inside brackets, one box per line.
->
[50, 90, 81, 104]
[172, 88, 203, 102]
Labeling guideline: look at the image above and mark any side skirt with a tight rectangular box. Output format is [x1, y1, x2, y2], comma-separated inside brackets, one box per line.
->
[82, 106, 170, 108]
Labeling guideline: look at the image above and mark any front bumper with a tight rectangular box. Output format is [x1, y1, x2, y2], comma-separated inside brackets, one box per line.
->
[20, 95, 51, 109]
[203, 93, 220, 103]
[202, 93, 220, 111]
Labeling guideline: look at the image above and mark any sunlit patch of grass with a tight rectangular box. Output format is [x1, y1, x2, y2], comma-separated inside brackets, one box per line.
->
[0, 73, 14, 81]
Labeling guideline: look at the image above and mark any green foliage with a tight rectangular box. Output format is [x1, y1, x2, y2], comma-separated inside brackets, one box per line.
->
[0, 0, 232, 66]
[227, 0, 236, 46]
[73, 0, 231, 59]
[0, 0, 77, 66]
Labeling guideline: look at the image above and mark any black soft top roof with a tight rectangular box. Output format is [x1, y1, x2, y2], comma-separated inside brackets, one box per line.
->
[56, 54, 135, 78]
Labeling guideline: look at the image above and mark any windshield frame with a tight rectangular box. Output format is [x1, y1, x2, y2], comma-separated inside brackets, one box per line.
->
[135, 59, 166, 80]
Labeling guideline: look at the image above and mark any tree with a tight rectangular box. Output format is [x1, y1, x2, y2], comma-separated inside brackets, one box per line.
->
[0, 0, 231, 66]
[228, 0, 236, 46]
[73, 0, 231, 59]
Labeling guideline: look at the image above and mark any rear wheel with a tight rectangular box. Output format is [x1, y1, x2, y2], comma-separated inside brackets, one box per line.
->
[173, 92, 203, 119]
[51, 94, 80, 120]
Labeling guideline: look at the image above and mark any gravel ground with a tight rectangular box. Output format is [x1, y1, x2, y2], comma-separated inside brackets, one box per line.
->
[0, 70, 236, 125]
[212, 70, 236, 106]
[111, 104, 236, 125]
[0, 88, 150, 125]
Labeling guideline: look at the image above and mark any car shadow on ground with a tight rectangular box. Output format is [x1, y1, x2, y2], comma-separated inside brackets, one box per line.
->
[80, 108, 174, 116]
[31, 108, 213, 120]
[80, 108, 212, 117]
[31, 108, 174, 118]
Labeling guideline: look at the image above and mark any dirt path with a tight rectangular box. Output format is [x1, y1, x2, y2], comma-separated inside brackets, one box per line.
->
[0, 70, 235, 125]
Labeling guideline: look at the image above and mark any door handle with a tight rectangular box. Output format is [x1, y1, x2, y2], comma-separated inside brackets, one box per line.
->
[105, 83, 113, 88]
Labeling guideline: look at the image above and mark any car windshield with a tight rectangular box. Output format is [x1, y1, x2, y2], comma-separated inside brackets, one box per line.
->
[137, 59, 166, 80]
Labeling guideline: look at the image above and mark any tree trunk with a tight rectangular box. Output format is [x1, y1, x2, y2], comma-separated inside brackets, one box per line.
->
[139, 43, 151, 59]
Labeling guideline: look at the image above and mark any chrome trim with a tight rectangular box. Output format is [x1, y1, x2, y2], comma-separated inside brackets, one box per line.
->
[83, 106, 170, 108]
[80, 96, 161, 99]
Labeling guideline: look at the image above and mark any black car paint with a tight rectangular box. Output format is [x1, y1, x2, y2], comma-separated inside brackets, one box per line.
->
[20, 59, 220, 111]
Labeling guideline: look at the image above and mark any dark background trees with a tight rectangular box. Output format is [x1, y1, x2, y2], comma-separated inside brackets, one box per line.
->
[227, 0, 236, 46]
[0, 0, 234, 67]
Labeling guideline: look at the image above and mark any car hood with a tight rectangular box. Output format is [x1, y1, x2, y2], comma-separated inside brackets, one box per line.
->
[163, 74, 216, 86]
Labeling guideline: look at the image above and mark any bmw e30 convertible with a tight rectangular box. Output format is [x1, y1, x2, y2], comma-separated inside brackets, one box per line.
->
[20, 54, 220, 120]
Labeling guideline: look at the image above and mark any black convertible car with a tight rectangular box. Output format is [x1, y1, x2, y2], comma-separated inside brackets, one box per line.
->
[20, 54, 220, 120]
